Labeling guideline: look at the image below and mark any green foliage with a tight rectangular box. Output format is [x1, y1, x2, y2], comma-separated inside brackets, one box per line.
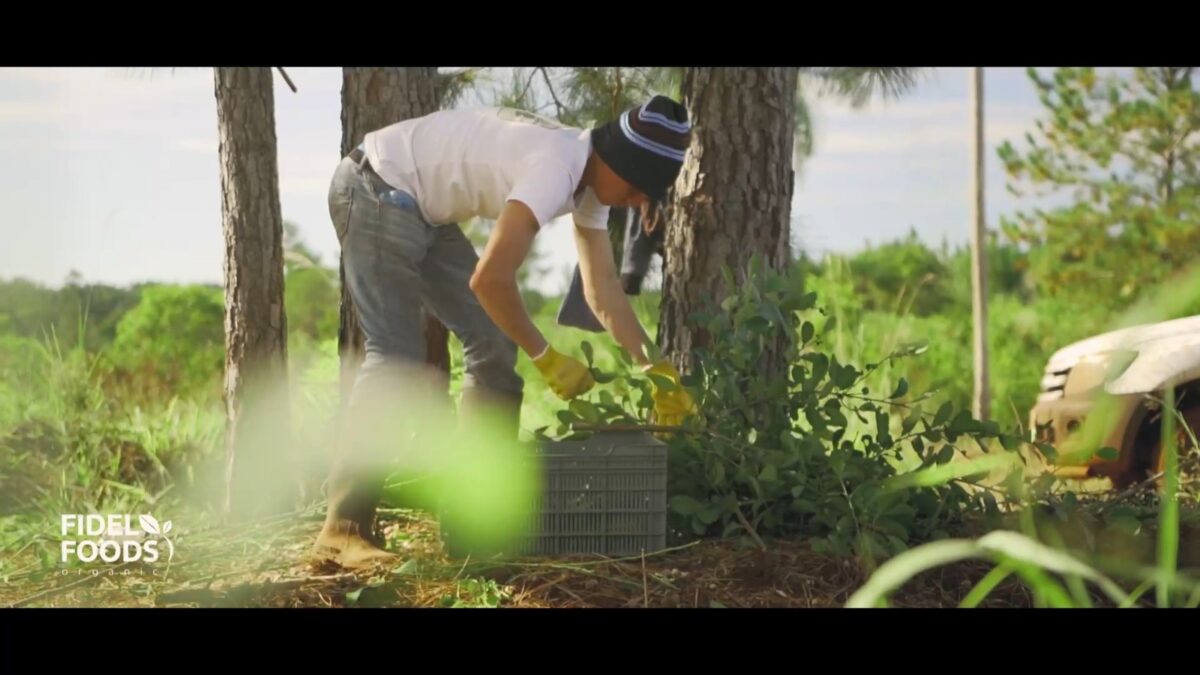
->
[0, 327, 224, 534]
[108, 284, 225, 400]
[848, 401, 1200, 608]
[0, 276, 140, 351]
[438, 577, 512, 608]
[998, 67, 1200, 305]
[543, 257, 1015, 560]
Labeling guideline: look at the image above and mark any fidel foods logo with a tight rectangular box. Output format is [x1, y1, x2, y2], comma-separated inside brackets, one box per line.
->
[60, 514, 176, 564]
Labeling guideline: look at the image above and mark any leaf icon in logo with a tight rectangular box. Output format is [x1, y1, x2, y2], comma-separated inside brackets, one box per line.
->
[139, 515, 161, 535]
[163, 520, 173, 534]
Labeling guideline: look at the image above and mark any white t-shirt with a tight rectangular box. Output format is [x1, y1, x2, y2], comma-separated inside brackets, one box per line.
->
[362, 107, 610, 231]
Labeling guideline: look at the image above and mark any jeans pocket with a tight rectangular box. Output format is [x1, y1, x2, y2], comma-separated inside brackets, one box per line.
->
[329, 186, 354, 245]
[379, 188, 420, 215]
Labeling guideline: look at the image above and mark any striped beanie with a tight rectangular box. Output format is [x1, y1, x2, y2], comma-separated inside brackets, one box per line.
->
[592, 95, 692, 201]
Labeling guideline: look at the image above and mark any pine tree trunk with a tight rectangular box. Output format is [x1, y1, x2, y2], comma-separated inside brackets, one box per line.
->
[659, 68, 797, 376]
[337, 68, 445, 408]
[215, 67, 292, 519]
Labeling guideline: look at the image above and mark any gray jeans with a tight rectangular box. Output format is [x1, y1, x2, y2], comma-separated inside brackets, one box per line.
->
[328, 155, 524, 407]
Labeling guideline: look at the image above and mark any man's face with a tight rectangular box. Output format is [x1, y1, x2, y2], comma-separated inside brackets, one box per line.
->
[594, 157, 650, 209]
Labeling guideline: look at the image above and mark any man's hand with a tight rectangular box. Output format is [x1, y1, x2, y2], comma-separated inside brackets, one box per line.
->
[532, 345, 595, 400]
[643, 359, 697, 427]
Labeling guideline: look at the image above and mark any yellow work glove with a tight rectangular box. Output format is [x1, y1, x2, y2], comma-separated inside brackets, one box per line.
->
[532, 345, 595, 400]
[643, 360, 697, 428]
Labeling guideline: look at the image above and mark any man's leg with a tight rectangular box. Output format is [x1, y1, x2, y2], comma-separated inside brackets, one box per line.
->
[317, 159, 438, 567]
[419, 223, 525, 440]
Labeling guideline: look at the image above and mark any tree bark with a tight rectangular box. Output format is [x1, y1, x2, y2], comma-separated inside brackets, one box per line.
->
[659, 68, 798, 376]
[337, 68, 445, 408]
[215, 67, 292, 519]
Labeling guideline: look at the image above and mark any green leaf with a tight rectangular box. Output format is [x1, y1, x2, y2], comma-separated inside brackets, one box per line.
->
[833, 363, 858, 389]
[982, 492, 999, 517]
[932, 402, 954, 427]
[802, 353, 829, 384]
[1096, 447, 1119, 461]
[697, 504, 723, 525]
[580, 341, 594, 366]
[669, 495, 704, 516]
[890, 378, 909, 399]
[801, 321, 815, 343]
[936, 445, 956, 464]
[825, 316, 838, 335]
[743, 316, 770, 333]
[591, 370, 615, 384]
[826, 406, 848, 429]
[949, 410, 978, 435]
[569, 399, 601, 424]
[763, 302, 787, 326]
[759, 464, 779, 483]
[831, 451, 847, 477]
[805, 407, 827, 434]
[1035, 442, 1059, 462]
[876, 412, 890, 442]
[845, 539, 983, 608]
[976, 531, 1129, 606]
[708, 461, 726, 486]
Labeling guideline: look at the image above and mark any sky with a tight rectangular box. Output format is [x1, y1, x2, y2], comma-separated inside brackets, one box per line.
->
[0, 67, 1054, 296]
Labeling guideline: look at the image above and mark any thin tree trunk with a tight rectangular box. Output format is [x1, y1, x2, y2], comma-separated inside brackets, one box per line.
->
[215, 67, 292, 519]
[970, 67, 990, 421]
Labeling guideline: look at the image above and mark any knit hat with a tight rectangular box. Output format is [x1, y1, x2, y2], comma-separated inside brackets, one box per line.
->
[591, 95, 692, 201]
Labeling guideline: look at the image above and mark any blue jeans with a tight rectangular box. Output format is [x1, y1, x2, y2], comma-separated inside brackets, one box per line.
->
[328, 155, 524, 402]
[322, 154, 525, 527]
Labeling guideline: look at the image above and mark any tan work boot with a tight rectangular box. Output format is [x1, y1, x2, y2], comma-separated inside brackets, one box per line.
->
[313, 470, 399, 570]
[314, 518, 399, 570]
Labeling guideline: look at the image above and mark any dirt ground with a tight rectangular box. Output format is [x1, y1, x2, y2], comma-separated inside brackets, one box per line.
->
[0, 506, 1062, 609]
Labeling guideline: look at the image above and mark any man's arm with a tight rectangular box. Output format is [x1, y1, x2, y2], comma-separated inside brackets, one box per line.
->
[573, 222, 654, 368]
[469, 200, 549, 359]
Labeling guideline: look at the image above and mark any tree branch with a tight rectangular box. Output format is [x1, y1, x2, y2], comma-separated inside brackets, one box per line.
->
[276, 68, 297, 94]
[518, 68, 539, 106]
[538, 67, 568, 121]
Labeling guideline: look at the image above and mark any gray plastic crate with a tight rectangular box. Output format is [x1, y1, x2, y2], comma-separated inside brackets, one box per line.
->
[441, 430, 667, 558]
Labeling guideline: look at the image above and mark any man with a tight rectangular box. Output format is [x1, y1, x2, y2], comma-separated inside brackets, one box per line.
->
[316, 95, 697, 568]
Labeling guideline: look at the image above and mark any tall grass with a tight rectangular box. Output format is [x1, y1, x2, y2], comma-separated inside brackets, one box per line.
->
[848, 264, 1200, 608]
